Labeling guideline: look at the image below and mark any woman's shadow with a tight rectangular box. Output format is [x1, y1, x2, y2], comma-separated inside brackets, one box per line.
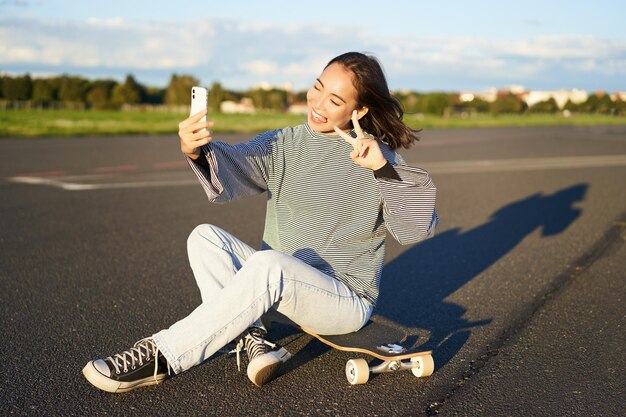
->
[375, 183, 588, 368]
[269, 183, 587, 373]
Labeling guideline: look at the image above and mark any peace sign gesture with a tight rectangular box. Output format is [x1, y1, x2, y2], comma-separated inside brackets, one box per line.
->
[334, 110, 388, 171]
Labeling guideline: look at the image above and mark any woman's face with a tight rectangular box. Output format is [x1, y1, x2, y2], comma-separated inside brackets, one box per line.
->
[306, 62, 367, 134]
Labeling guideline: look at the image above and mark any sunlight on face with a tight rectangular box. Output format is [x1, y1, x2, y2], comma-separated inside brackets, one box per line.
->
[306, 63, 360, 134]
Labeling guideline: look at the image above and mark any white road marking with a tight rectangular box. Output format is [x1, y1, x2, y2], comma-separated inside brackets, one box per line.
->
[9, 176, 198, 190]
[416, 154, 626, 174]
[7, 154, 626, 190]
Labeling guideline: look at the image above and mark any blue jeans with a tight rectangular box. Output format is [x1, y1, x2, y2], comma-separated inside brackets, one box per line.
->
[153, 224, 373, 374]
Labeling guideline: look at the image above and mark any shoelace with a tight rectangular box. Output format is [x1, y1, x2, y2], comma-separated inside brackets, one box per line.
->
[232, 330, 277, 372]
[106, 337, 171, 383]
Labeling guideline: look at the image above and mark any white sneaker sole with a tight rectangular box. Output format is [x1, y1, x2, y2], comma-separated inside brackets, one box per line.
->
[247, 348, 292, 387]
[82, 361, 167, 393]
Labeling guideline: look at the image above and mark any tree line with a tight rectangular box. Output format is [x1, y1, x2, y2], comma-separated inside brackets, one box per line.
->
[1, 73, 624, 115]
[394, 91, 626, 116]
[0, 73, 288, 112]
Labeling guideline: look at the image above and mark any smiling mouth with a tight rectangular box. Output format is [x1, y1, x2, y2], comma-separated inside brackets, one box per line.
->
[311, 109, 327, 123]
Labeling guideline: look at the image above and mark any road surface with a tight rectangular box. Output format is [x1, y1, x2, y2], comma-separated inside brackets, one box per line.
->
[1, 125, 625, 416]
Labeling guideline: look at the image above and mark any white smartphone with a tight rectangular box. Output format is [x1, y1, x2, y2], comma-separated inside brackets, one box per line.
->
[191, 86, 208, 129]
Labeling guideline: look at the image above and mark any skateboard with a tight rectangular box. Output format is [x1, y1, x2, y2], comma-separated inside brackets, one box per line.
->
[301, 320, 434, 385]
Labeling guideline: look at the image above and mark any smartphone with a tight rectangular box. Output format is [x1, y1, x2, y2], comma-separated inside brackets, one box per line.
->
[191, 86, 208, 130]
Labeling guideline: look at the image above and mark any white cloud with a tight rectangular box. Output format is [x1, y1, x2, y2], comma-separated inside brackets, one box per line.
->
[0, 16, 624, 91]
[85, 17, 126, 28]
[0, 16, 214, 70]
[495, 35, 625, 59]
[375, 34, 626, 90]
[240, 60, 279, 76]
[2, 45, 38, 62]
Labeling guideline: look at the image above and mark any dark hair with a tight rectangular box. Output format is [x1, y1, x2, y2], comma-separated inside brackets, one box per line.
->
[326, 52, 419, 150]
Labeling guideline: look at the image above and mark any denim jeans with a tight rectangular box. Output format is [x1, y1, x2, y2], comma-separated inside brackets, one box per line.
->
[152, 224, 373, 374]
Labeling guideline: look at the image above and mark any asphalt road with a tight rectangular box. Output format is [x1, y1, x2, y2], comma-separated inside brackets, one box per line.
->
[1, 125, 625, 416]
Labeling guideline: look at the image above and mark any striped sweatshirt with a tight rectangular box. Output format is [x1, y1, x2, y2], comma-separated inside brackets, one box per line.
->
[188, 123, 438, 305]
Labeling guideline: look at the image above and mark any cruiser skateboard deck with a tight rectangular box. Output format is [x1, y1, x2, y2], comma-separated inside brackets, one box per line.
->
[301, 320, 434, 385]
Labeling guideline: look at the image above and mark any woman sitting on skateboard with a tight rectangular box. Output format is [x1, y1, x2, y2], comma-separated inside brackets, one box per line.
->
[82, 51, 438, 392]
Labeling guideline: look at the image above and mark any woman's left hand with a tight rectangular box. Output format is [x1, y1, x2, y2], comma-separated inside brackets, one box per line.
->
[334, 111, 387, 171]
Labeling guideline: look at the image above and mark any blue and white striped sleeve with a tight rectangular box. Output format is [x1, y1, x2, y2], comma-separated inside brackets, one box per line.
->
[376, 161, 438, 245]
[187, 130, 278, 203]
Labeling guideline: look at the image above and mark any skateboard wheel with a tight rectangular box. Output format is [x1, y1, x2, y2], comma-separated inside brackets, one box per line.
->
[345, 359, 369, 385]
[410, 354, 435, 378]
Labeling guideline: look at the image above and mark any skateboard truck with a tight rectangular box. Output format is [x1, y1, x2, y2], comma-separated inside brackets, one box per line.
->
[376, 343, 406, 354]
[346, 355, 434, 385]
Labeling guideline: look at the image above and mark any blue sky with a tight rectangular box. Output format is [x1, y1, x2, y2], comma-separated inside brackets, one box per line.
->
[1, 0, 625, 92]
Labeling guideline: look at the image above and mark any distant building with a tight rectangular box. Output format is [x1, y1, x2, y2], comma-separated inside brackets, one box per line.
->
[220, 98, 256, 114]
[460, 86, 589, 109]
[611, 91, 626, 102]
[459, 88, 498, 103]
[523, 89, 588, 109]
[287, 102, 308, 115]
[253, 81, 293, 92]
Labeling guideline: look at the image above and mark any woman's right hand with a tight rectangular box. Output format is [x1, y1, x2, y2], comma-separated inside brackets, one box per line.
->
[178, 109, 214, 159]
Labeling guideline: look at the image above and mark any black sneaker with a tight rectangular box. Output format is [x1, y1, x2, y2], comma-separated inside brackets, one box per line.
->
[239, 328, 291, 387]
[82, 337, 170, 393]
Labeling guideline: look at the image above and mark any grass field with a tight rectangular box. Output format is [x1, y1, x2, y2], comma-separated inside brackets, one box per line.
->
[0, 110, 306, 137]
[1, 109, 625, 138]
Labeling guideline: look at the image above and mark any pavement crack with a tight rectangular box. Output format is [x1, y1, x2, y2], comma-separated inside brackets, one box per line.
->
[424, 210, 626, 416]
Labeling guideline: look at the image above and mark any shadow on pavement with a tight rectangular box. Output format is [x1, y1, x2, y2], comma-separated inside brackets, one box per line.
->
[377, 183, 588, 368]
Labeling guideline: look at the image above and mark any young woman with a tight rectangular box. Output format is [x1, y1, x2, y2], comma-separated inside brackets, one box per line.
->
[82, 52, 438, 392]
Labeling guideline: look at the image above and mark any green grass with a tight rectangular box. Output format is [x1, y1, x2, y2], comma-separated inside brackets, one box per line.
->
[404, 113, 626, 129]
[0, 110, 308, 137]
[1, 109, 625, 138]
